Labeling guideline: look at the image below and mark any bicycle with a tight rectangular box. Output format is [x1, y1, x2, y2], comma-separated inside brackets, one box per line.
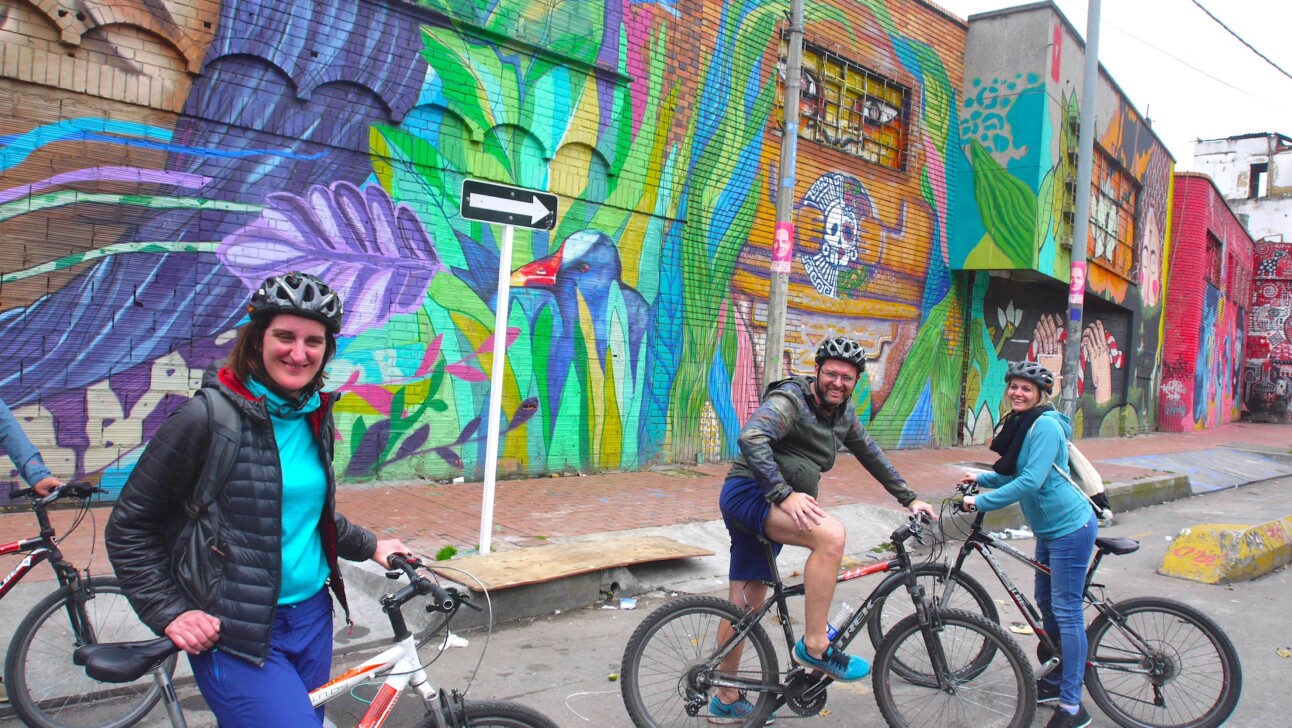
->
[71, 554, 558, 728]
[619, 514, 1038, 728]
[2, 480, 176, 728]
[864, 482, 1242, 728]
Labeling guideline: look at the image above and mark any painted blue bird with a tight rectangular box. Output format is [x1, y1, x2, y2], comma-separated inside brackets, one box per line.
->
[510, 230, 652, 437]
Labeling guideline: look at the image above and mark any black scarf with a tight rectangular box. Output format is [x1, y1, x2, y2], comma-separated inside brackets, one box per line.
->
[989, 404, 1054, 475]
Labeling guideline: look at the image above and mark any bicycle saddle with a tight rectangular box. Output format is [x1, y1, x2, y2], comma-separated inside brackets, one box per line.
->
[1094, 537, 1139, 555]
[74, 637, 177, 683]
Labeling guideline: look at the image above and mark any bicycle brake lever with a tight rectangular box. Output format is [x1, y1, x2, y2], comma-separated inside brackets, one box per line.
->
[450, 588, 483, 612]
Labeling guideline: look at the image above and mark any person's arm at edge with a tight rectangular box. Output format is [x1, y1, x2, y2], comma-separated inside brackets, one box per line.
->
[0, 396, 58, 493]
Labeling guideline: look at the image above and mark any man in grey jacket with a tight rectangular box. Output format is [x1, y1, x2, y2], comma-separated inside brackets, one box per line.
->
[708, 337, 935, 721]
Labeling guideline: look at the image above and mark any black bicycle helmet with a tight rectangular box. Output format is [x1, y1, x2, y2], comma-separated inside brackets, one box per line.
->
[815, 336, 866, 372]
[1005, 360, 1054, 394]
[248, 272, 343, 334]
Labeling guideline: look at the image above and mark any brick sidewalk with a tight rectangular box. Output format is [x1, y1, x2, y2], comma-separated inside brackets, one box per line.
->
[5, 421, 1290, 581]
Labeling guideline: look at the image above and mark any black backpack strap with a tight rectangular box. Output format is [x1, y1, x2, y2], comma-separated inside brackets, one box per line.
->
[187, 389, 241, 516]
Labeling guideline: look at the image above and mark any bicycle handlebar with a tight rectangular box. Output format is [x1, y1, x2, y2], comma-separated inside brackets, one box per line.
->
[386, 554, 477, 614]
[10, 481, 104, 507]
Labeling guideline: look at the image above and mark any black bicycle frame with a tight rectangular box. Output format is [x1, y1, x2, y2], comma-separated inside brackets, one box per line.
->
[0, 495, 92, 635]
[710, 525, 944, 698]
[945, 510, 1117, 667]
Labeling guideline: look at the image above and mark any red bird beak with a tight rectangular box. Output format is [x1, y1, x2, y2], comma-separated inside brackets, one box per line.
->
[511, 245, 564, 287]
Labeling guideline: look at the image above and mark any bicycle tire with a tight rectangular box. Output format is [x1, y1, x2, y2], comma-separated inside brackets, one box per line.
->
[872, 607, 1036, 728]
[620, 595, 779, 728]
[866, 562, 999, 650]
[4, 577, 177, 728]
[416, 698, 562, 727]
[1085, 596, 1242, 728]
[864, 563, 999, 683]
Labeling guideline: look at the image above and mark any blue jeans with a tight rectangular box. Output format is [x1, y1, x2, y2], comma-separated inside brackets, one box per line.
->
[1035, 512, 1098, 707]
[190, 587, 333, 727]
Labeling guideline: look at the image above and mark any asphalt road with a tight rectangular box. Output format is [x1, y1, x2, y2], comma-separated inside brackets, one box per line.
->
[5, 476, 1287, 727]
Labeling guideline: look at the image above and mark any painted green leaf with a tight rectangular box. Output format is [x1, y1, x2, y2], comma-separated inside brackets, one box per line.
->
[970, 139, 1037, 267]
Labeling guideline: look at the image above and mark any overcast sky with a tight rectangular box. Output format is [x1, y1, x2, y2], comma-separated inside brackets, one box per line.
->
[934, 0, 1292, 170]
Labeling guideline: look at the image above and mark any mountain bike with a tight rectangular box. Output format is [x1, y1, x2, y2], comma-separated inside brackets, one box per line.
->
[71, 554, 557, 728]
[864, 482, 1242, 728]
[2, 480, 175, 728]
[619, 514, 1037, 728]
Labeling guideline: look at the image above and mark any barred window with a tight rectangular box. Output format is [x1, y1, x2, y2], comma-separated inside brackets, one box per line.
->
[1089, 152, 1138, 278]
[778, 41, 910, 170]
[1207, 234, 1223, 287]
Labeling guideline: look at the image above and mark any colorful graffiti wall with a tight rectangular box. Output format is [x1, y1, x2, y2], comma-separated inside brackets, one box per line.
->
[1160, 174, 1254, 431]
[0, 0, 972, 494]
[954, 6, 1171, 440]
[1246, 240, 1292, 423]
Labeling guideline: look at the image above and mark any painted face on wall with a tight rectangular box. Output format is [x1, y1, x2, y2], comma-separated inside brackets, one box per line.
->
[821, 203, 860, 267]
[1140, 209, 1163, 307]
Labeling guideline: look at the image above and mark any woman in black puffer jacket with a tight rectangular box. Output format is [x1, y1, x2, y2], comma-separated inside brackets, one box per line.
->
[107, 272, 411, 727]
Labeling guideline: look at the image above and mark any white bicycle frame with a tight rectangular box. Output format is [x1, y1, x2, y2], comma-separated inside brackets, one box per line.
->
[311, 631, 444, 728]
[146, 627, 452, 728]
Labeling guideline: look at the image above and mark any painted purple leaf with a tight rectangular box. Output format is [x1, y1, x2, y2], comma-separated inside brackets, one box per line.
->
[346, 419, 392, 477]
[453, 417, 482, 446]
[434, 447, 464, 470]
[219, 180, 444, 336]
[392, 425, 431, 465]
[506, 397, 540, 431]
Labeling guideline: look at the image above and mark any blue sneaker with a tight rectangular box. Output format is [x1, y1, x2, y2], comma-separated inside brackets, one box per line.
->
[708, 694, 775, 724]
[793, 638, 870, 681]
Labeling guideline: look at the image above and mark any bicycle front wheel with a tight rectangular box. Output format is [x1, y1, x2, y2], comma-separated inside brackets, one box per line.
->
[873, 607, 1036, 728]
[866, 562, 999, 650]
[4, 577, 176, 728]
[417, 698, 561, 727]
[620, 595, 779, 728]
[1085, 596, 1242, 728]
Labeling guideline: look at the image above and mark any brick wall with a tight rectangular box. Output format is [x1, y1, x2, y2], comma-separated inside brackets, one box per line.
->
[1, 0, 972, 496]
[1162, 174, 1255, 430]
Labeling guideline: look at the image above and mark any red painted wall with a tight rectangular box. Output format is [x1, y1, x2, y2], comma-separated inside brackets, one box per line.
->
[1162, 174, 1255, 431]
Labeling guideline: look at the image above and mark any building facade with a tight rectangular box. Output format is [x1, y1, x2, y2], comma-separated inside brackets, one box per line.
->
[1193, 133, 1292, 243]
[1246, 239, 1292, 422]
[952, 2, 1173, 441]
[1160, 174, 1254, 431]
[0, 0, 977, 493]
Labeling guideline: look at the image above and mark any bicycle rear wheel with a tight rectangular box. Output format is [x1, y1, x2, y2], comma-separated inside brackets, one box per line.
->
[620, 595, 779, 728]
[872, 607, 1036, 728]
[4, 577, 176, 728]
[417, 698, 561, 727]
[1085, 597, 1242, 728]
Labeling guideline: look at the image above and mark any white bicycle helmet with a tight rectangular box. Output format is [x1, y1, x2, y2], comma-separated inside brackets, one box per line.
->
[815, 336, 866, 372]
[1005, 360, 1054, 394]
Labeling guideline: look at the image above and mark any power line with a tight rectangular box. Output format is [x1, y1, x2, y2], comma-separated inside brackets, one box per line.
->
[1191, 1, 1292, 82]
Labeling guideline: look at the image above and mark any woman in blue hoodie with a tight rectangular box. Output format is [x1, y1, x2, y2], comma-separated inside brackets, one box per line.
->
[961, 360, 1098, 728]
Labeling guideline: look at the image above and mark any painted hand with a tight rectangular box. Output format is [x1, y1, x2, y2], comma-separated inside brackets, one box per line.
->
[1034, 314, 1064, 398]
[1083, 321, 1113, 404]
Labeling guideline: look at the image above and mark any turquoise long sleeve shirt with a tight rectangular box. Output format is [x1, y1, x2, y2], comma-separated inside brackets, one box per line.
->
[975, 410, 1090, 541]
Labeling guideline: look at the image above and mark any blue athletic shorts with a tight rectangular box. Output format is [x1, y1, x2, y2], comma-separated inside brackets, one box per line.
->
[720, 476, 783, 581]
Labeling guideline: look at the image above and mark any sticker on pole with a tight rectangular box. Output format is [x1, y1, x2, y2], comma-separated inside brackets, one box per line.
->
[460, 179, 558, 230]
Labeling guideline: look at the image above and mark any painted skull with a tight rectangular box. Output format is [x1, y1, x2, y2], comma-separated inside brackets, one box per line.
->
[821, 202, 859, 267]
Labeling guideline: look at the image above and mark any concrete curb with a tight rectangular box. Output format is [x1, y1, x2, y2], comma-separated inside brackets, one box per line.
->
[1159, 516, 1292, 584]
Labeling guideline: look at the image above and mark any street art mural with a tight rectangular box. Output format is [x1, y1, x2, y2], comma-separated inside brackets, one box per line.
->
[1246, 241, 1292, 422]
[1158, 175, 1253, 431]
[1, 0, 971, 495]
[955, 14, 1171, 441]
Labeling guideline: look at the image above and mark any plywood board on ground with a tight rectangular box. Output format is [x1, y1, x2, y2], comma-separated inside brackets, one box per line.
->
[430, 536, 713, 591]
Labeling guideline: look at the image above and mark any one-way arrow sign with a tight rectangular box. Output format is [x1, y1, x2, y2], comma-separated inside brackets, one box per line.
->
[460, 179, 558, 230]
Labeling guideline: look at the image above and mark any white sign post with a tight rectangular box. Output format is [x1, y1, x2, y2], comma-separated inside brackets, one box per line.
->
[459, 179, 557, 554]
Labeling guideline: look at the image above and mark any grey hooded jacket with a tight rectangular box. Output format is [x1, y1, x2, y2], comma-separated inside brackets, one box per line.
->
[728, 376, 916, 506]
